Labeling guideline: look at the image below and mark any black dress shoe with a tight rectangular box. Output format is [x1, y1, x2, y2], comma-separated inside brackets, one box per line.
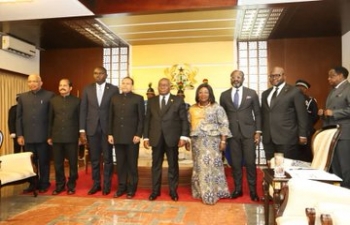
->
[231, 190, 243, 199]
[102, 189, 111, 196]
[52, 188, 66, 195]
[87, 186, 101, 195]
[170, 192, 179, 201]
[148, 193, 160, 201]
[67, 189, 75, 195]
[250, 192, 260, 202]
[126, 192, 135, 199]
[113, 190, 126, 198]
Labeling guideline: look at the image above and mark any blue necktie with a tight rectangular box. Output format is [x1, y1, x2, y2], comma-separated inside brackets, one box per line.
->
[233, 89, 239, 109]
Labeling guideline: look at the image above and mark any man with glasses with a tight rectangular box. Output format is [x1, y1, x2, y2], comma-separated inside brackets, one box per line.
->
[318, 66, 350, 188]
[261, 66, 308, 162]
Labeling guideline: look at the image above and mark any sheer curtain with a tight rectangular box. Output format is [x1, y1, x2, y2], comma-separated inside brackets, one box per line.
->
[0, 70, 27, 155]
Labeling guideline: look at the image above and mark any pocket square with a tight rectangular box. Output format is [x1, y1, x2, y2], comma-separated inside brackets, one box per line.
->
[246, 96, 252, 99]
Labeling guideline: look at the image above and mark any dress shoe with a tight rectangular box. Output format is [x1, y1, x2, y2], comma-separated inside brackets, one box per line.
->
[67, 189, 75, 195]
[52, 188, 66, 195]
[170, 192, 179, 201]
[87, 186, 101, 195]
[250, 192, 260, 202]
[126, 192, 135, 199]
[230, 190, 243, 199]
[113, 190, 126, 198]
[102, 189, 111, 196]
[39, 188, 49, 193]
[148, 193, 160, 201]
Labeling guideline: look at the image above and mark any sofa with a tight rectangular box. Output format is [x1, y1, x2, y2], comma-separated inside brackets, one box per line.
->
[0, 152, 37, 198]
[276, 178, 350, 225]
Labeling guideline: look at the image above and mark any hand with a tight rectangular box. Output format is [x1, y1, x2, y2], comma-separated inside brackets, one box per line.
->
[144, 140, 150, 149]
[178, 139, 186, 148]
[219, 141, 226, 151]
[17, 136, 25, 146]
[324, 109, 333, 117]
[133, 136, 141, 144]
[47, 138, 53, 146]
[80, 132, 87, 145]
[299, 137, 307, 145]
[318, 108, 324, 116]
[185, 142, 191, 151]
[254, 133, 261, 145]
[108, 135, 114, 145]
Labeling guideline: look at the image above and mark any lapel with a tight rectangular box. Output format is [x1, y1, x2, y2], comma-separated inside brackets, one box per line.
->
[326, 81, 349, 106]
[239, 87, 249, 109]
[92, 84, 99, 106]
[270, 84, 290, 109]
[100, 83, 111, 106]
[159, 94, 174, 116]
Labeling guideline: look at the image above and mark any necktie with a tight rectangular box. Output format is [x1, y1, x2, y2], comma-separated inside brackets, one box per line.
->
[161, 96, 166, 110]
[97, 85, 103, 106]
[233, 89, 239, 109]
[270, 87, 279, 106]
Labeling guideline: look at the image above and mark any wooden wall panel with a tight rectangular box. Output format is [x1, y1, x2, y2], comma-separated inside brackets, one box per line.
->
[40, 48, 103, 97]
[268, 36, 342, 129]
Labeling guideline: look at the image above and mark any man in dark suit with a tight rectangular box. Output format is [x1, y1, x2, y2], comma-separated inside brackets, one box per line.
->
[143, 78, 189, 201]
[220, 70, 261, 202]
[108, 77, 145, 199]
[261, 66, 308, 161]
[48, 79, 80, 195]
[16, 74, 55, 193]
[8, 95, 23, 153]
[79, 66, 119, 195]
[318, 66, 350, 188]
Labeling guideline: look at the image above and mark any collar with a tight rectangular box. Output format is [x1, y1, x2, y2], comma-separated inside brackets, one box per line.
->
[335, 79, 347, 89]
[274, 82, 286, 90]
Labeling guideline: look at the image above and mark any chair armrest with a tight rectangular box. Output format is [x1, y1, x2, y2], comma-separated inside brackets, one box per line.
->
[0, 152, 35, 173]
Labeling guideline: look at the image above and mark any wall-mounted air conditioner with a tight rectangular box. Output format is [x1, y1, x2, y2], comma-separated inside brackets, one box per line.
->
[1, 35, 36, 58]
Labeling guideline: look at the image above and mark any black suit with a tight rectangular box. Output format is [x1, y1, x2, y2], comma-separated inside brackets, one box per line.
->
[143, 94, 189, 194]
[48, 95, 80, 191]
[220, 87, 261, 193]
[8, 104, 22, 153]
[108, 92, 144, 194]
[261, 83, 308, 160]
[79, 83, 119, 189]
[16, 89, 55, 190]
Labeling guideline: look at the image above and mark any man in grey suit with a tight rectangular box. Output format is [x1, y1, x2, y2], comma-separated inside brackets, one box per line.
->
[80, 66, 119, 195]
[48, 79, 80, 195]
[220, 70, 261, 202]
[143, 78, 189, 201]
[318, 66, 350, 188]
[261, 66, 308, 161]
[16, 74, 55, 193]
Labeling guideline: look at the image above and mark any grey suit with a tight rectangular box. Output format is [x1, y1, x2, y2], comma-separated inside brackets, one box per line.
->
[220, 87, 261, 193]
[143, 94, 189, 194]
[80, 82, 119, 189]
[322, 80, 350, 188]
[16, 89, 55, 189]
[261, 83, 308, 160]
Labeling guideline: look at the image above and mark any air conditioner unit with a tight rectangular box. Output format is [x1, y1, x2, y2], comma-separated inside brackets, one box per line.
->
[1, 35, 36, 58]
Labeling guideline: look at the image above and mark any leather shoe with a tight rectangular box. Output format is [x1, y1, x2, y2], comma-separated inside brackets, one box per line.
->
[250, 192, 260, 202]
[113, 190, 126, 198]
[170, 191, 179, 201]
[102, 189, 110, 196]
[87, 186, 101, 195]
[148, 192, 160, 201]
[126, 192, 135, 199]
[67, 189, 75, 195]
[52, 188, 66, 195]
[230, 190, 243, 199]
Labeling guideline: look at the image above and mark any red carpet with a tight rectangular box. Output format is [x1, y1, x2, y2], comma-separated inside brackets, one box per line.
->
[40, 166, 264, 204]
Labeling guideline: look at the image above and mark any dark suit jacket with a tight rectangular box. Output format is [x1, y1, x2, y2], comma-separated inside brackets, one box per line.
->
[261, 83, 308, 145]
[220, 87, 261, 138]
[8, 104, 17, 134]
[143, 94, 189, 147]
[16, 89, 55, 143]
[323, 80, 350, 140]
[79, 83, 119, 136]
[108, 92, 145, 144]
[48, 95, 80, 143]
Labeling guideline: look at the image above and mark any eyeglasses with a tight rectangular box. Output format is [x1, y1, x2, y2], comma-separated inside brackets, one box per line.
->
[269, 74, 282, 79]
[328, 74, 340, 78]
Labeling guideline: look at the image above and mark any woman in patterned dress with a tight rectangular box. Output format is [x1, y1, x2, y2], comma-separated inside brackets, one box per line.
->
[188, 83, 232, 205]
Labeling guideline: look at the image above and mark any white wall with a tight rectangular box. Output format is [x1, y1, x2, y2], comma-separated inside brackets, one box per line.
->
[342, 31, 350, 70]
[0, 50, 40, 75]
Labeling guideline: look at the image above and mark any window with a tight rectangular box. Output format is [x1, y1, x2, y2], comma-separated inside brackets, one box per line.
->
[103, 47, 130, 86]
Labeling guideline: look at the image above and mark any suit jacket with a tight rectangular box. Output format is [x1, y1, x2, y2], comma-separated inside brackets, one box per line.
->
[143, 94, 189, 147]
[220, 87, 261, 138]
[79, 83, 119, 136]
[261, 83, 308, 145]
[48, 95, 80, 143]
[8, 104, 17, 134]
[108, 92, 145, 144]
[16, 89, 55, 143]
[323, 80, 350, 140]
